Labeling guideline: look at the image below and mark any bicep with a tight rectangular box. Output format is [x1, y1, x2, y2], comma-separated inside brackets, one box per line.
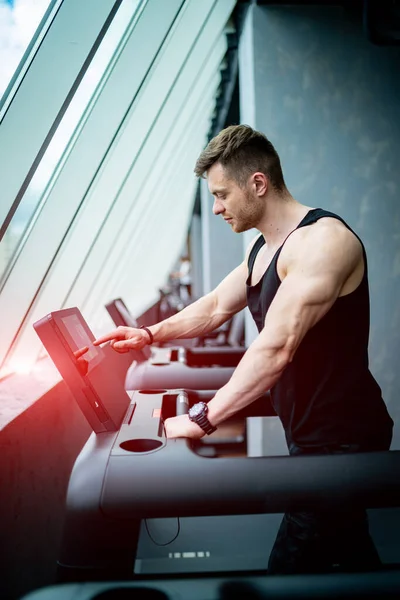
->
[263, 270, 340, 356]
[261, 252, 355, 362]
[211, 234, 260, 317]
[212, 261, 249, 318]
[260, 222, 363, 359]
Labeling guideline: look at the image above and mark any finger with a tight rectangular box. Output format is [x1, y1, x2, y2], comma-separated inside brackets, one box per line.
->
[164, 419, 173, 439]
[112, 340, 136, 352]
[73, 346, 89, 359]
[110, 345, 130, 354]
[165, 426, 177, 439]
[93, 329, 124, 346]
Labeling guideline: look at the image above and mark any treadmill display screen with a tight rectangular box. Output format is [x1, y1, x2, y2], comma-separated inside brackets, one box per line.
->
[52, 311, 104, 376]
[61, 314, 99, 363]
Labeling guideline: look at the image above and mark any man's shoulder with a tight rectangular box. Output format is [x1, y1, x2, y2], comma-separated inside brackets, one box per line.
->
[281, 216, 363, 273]
[289, 215, 361, 251]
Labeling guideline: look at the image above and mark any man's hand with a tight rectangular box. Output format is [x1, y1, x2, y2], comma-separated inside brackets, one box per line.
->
[73, 346, 89, 359]
[93, 326, 150, 353]
[164, 415, 205, 439]
[73, 346, 90, 375]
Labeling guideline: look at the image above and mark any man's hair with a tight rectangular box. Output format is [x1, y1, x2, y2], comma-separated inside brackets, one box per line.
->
[194, 124, 286, 192]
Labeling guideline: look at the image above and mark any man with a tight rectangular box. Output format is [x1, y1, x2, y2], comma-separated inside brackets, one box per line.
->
[94, 125, 393, 574]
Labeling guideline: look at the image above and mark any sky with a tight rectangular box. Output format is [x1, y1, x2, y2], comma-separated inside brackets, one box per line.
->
[0, 0, 52, 241]
[0, 0, 50, 99]
[0, 0, 138, 236]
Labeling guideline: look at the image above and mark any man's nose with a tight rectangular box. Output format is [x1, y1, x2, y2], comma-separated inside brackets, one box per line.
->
[213, 198, 224, 215]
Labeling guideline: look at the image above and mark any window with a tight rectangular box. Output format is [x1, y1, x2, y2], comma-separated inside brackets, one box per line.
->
[0, 0, 141, 285]
[0, 0, 53, 100]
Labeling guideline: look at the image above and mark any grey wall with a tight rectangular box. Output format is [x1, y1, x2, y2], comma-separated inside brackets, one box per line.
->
[1, 381, 91, 600]
[240, 4, 400, 448]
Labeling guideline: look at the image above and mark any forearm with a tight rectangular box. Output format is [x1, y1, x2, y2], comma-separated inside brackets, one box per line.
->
[206, 338, 289, 426]
[149, 292, 232, 343]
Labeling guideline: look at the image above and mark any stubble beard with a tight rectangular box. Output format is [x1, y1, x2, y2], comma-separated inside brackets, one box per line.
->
[231, 189, 264, 233]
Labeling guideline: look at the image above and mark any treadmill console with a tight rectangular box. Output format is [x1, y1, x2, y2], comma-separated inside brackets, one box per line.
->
[33, 307, 131, 433]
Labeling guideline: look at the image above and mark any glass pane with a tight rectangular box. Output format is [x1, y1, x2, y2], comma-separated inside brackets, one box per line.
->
[0, 0, 141, 285]
[0, 0, 52, 99]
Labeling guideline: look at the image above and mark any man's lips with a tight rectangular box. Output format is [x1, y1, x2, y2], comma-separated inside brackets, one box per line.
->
[224, 217, 233, 222]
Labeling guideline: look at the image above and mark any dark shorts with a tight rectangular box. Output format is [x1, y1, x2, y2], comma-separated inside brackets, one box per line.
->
[268, 442, 389, 575]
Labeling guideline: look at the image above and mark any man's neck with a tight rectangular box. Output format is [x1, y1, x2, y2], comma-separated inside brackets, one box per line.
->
[257, 194, 314, 248]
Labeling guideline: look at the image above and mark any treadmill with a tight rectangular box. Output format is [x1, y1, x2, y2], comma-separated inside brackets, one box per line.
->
[33, 307, 400, 589]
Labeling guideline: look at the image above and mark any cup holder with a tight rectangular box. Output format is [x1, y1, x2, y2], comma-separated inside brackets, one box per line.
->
[150, 362, 170, 366]
[139, 389, 167, 394]
[93, 587, 168, 600]
[120, 439, 163, 453]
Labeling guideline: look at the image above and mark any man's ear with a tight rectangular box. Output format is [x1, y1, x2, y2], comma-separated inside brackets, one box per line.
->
[251, 172, 268, 197]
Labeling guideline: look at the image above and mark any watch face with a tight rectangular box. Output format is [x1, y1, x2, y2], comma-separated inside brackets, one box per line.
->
[189, 402, 206, 418]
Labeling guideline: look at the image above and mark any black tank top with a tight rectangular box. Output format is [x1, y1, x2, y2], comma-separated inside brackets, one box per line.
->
[246, 208, 393, 449]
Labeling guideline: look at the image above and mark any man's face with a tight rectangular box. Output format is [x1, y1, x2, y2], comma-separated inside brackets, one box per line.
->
[207, 162, 265, 233]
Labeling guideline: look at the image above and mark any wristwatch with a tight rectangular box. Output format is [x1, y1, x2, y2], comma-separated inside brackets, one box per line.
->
[188, 402, 217, 435]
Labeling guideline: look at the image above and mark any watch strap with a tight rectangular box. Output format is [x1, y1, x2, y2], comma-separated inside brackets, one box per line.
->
[196, 413, 217, 435]
[189, 403, 217, 435]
